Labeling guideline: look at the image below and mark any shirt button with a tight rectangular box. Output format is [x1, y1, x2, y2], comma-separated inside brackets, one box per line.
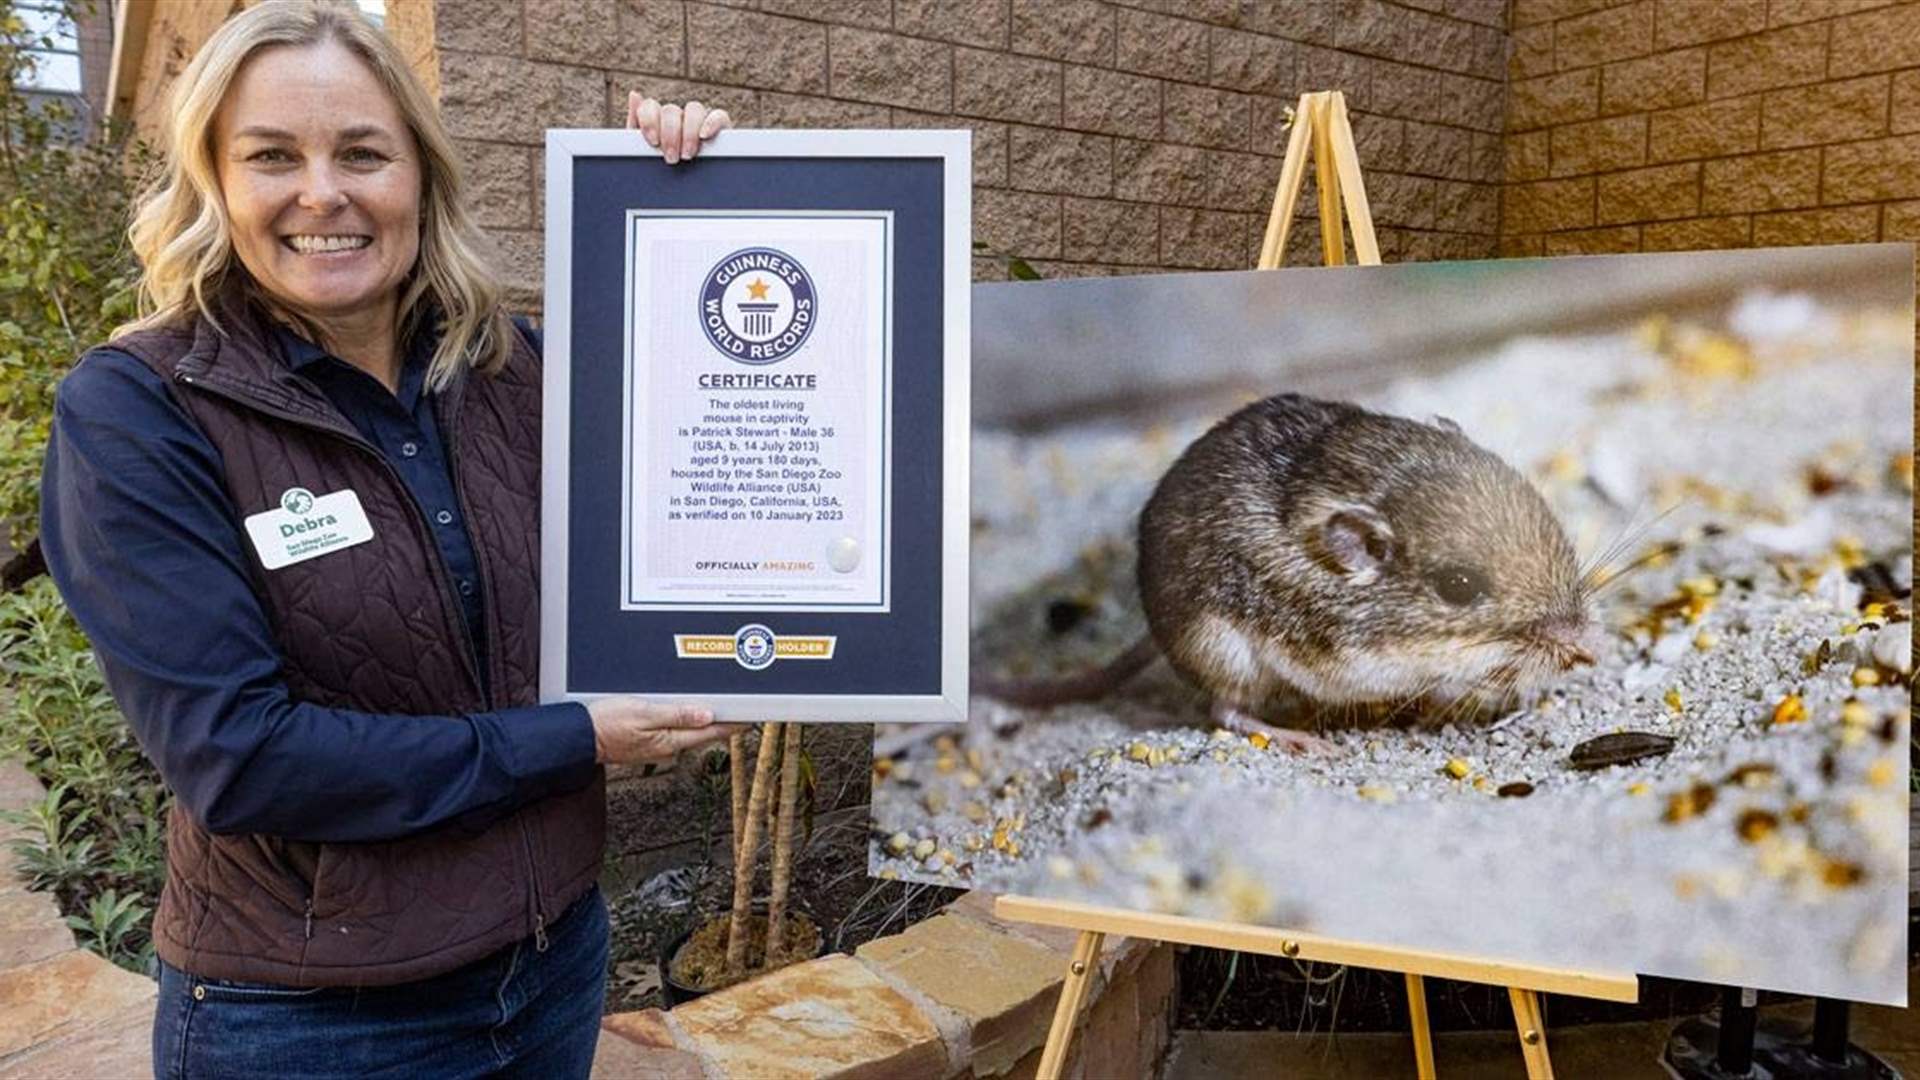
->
[435, 510, 454, 526]
[400, 441, 419, 458]
[458, 579, 475, 597]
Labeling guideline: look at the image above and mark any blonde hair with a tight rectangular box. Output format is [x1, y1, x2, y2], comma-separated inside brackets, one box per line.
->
[119, 0, 513, 389]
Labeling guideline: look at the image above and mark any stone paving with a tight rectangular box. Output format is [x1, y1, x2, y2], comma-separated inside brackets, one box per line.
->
[0, 761, 156, 1079]
[593, 887, 1180, 1079]
[0, 758, 1179, 1079]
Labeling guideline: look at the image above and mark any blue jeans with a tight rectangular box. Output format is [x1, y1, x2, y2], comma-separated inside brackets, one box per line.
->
[152, 886, 609, 1079]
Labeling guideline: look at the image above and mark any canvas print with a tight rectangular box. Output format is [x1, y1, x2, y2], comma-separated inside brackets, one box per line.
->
[871, 244, 1913, 1005]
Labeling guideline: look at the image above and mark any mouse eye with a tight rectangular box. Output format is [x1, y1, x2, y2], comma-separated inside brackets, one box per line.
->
[1426, 565, 1490, 606]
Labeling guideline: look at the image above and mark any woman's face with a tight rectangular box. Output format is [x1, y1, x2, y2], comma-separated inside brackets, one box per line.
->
[213, 40, 421, 325]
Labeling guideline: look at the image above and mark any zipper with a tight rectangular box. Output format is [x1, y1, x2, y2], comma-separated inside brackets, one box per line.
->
[303, 896, 314, 942]
[518, 818, 550, 953]
[175, 368, 487, 702]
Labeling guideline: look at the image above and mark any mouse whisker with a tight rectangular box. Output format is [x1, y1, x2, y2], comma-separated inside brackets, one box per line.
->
[1580, 498, 1692, 594]
[1578, 497, 1661, 581]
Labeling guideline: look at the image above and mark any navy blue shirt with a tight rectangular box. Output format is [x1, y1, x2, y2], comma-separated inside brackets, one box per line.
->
[40, 323, 596, 845]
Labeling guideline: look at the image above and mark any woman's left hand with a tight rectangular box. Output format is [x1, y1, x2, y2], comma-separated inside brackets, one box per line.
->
[627, 92, 732, 165]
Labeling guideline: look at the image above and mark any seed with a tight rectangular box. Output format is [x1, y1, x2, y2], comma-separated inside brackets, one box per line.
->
[1128, 742, 1151, 763]
[912, 838, 936, 860]
[1356, 785, 1396, 803]
[1663, 783, 1716, 823]
[959, 770, 982, 788]
[1851, 667, 1880, 687]
[886, 832, 911, 855]
[1840, 700, 1873, 728]
[872, 758, 893, 778]
[1683, 594, 1714, 624]
[1664, 688, 1684, 714]
[879, 869, 899, 881]
[1249, 733, 1271, 750]
[1822, 860, 1865, 888]
[1569, 731, 1676, 770]
[1627, 782, 1651, 797]
[1497, 782, 1534, 798]
[1735, 809, 1778, 843]
[1867, 759, 1895, 787]
[1693, 631, 1717, 651]
[1771, 694, 1807, 725]
[1679, 576, 1720, 598]
[1443, 758, 1471, 780]
[1834, 536, 1867, 570]
[1724, 762, 1778, 788]
[1804, 640, 1833, 674]
[963, 801, 988, 823]
[935, 754, 957, 774]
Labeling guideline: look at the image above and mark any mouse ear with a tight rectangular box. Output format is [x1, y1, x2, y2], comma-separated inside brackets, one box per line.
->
[1316, 504, 1397, 583]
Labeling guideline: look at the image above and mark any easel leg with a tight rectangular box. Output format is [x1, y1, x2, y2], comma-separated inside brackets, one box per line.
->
[1508, 987, 1554, 1080]
[1036, 930, 1105, 1080]
[1405, 973, 1436, 1080]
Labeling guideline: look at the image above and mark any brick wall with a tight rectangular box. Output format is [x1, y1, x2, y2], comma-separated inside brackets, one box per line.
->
[421, 0, 1508, 310]
[1501, 0, 1920, 258]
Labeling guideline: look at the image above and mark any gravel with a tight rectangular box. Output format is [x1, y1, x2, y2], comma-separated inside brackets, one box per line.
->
[871, 289, 1913, 1006]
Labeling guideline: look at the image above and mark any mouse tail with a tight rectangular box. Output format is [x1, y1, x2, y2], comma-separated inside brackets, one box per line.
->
[973, 635, 1159, 707]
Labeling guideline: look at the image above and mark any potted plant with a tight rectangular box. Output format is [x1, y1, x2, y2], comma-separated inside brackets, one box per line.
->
[662, 722, 823, 1004]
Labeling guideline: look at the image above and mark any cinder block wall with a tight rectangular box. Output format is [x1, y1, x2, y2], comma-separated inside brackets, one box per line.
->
[424, 0, 1508, 309]
[1500, 0, 1920, 257]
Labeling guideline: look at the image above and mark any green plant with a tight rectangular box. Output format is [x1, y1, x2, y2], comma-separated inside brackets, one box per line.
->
[0, 580, 167, 972]
[1, 0, 144, 564]
[972, 240, 1042, 281]
[0, 1, 166, 974]
[64, 887, 153, 971]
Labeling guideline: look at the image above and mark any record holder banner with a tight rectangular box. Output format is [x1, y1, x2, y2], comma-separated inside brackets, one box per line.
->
[541, 130, 969, 723]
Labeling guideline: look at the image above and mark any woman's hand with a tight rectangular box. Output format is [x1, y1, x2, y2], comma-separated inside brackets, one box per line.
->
[586, 697, 737, 765]
[627, 92, 733, 165]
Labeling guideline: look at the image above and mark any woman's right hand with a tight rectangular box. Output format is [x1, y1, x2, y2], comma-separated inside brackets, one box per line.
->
[586, 697, 735, 765]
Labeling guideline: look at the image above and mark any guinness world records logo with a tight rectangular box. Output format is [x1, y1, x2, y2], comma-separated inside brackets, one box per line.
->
[734, 624, 778, 670]
[699, 247, 818, 365]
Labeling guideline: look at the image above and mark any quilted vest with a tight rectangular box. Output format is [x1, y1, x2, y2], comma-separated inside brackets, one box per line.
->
[108, 286, 604, 987]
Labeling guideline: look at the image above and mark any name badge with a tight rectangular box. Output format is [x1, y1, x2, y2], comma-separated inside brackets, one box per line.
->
[244, 487, 375, 570]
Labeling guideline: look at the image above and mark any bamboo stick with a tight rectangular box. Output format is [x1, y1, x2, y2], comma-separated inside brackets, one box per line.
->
[725, 722, 781, 974]
[765, 724, 804, 965]
[728, 731, 746, 867]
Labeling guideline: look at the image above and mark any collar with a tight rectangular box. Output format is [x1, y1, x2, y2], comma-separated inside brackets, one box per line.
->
[270, 321, 435, 413]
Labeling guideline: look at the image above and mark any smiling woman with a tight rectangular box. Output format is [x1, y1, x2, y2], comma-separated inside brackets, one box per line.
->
[36, 1, 738, 1077]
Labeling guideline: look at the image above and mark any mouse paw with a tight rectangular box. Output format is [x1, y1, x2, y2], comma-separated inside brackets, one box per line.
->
[1210, 702, 1338, 755]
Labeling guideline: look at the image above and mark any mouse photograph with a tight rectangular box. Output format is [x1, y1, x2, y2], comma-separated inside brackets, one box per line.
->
[871, 243, 1912, 1006]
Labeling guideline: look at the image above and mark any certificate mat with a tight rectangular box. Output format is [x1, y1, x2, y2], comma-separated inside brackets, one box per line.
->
[541, 130, 968, 723]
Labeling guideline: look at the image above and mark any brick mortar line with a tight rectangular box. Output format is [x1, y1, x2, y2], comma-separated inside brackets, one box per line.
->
[1512, 131, 1920, 183]
[434, 49, 1510, 141]
[1505, 200, 1899, 238]
[1525, 4, 1909, 79]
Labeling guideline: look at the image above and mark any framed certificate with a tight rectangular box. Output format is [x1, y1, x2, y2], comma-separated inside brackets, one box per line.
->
[541, 129, 969, 724]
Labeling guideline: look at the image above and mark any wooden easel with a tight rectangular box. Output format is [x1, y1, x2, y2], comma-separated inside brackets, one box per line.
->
[995, 92, 1641, 1080]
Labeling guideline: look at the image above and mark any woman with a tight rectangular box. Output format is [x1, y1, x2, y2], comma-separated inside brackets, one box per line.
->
[39, 2, 735, 1075]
